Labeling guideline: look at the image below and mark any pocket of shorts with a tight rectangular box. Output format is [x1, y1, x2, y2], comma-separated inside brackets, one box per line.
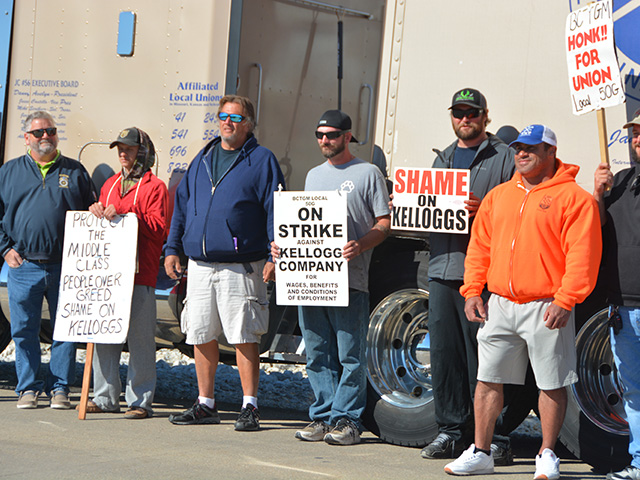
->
[179, 297, 189, 334]
[247, 297, 269, 336]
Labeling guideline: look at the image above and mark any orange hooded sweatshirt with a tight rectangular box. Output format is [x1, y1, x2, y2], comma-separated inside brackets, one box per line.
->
[460, 159, 601, 311]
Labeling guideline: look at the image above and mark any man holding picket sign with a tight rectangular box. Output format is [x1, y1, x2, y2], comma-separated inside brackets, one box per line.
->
[272, 109, 390, 445]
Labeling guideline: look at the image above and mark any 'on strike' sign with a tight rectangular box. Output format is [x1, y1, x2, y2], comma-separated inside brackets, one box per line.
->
[274, 191, 348, 306]
[53, 211, 138, 344]
[391, 167, 469, 234]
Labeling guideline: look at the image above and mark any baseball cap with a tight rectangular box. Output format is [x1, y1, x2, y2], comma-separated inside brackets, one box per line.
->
[110, 127, 140, 148]
[449, 88, 487, 110]
[509, 124, 557, 147]
[317, 110, 358, 143]
[623, 108, 640, 129]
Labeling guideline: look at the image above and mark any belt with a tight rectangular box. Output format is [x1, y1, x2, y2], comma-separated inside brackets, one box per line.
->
[25, 258, 55, 264]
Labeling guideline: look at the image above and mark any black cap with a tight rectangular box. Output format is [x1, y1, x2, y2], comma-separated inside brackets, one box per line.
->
[317, 110, 358, 143]
[109, 127, 140, 148]
[449, 88, 487, 110]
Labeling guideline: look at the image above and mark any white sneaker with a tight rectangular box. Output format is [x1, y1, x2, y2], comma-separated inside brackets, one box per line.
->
[534, 448, 560, 480]
[445, 444, 494, 476]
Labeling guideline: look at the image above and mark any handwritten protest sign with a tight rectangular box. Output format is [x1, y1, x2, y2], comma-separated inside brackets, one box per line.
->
[566, 0, 624, 115]
[53, 211, 138, 344]
[274, 191, 348, 306]
[391, 167, 469, 233]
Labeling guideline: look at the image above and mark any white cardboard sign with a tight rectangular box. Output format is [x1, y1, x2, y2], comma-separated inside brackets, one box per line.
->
[53, 211, 138, 344]
[566, 0, 625, 115]
[274, 191, 348, 306]
[391, 167, 469, 233]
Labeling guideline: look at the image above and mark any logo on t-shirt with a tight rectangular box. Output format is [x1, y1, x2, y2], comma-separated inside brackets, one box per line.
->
[340, 180, 354, 193]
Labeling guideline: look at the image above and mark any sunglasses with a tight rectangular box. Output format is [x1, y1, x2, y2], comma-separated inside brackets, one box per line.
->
[451, 108, 483, 120]
[27, 127, 57, 138]
[315, 130, 346, 140]
[218, 112, 245, 123]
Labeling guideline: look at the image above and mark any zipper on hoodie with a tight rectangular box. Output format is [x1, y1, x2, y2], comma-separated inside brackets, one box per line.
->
[508, 183, 530, 298]
[200, 143, 247, 257]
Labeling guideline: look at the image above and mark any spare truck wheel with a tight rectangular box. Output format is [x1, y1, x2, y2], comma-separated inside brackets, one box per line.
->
[558, 308, 631, 473]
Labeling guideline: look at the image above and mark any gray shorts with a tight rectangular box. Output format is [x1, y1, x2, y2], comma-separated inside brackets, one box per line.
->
[477, 294, 577, 390]
[180, 258, 269, 345]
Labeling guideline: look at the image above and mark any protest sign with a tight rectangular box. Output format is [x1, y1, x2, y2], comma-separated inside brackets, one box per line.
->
[566, 0, 625, 115]
[53, 211, 138, 344]
[391, 167, 469, 233]
[274, 191, 348, 306]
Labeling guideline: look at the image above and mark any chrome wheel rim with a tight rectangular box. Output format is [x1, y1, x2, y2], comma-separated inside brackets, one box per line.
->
[572, 308, 628, 435]
[367, 288, 431, 409]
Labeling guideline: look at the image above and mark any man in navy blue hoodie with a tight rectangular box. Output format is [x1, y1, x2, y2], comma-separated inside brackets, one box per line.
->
[165, 95, 285, 431]
[0, 111, 96, 410]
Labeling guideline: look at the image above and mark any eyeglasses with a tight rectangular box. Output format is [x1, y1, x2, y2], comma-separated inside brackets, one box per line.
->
[218, 112, 245, 123]
[315, 130, 346, 140]
[27, 127, 57, 138]
[451, 108, 483, 120]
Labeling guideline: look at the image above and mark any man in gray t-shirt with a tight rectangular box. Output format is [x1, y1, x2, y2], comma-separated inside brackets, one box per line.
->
[273, 110, 390, 445]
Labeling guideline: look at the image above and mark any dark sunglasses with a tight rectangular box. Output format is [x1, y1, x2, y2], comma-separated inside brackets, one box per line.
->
[218, 112, 245, 123]
[27, 127, 57, 138]
[315, 130, 346, 140]
[451, 108, 483, 120]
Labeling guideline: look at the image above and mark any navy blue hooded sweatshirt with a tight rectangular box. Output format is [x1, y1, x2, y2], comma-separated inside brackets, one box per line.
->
[165, 135, 285, 263]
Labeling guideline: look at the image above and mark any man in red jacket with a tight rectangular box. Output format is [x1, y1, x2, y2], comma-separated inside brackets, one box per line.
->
[85, 127, 168, 419]
[445, 125, 601, 479]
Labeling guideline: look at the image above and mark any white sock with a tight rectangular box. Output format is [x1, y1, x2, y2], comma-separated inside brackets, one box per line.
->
[198, 396, 215, 409]
[243, 396, 258, 409]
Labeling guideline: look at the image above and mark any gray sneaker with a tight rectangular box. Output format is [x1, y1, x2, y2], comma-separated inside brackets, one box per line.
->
[324, 418, 361, 445]
[50, 391, 71, 410]
[491, 442, 514, 466]
[295, 420, 331, 442]
[17, 390, 39, 409]
[608, 466, 640, 480]
[421, 432, 465, 459]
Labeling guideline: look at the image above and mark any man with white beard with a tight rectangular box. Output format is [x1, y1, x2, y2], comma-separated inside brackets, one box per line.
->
[0, 111, 96, 410]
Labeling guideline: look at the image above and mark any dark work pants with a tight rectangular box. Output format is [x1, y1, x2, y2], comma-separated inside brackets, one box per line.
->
[429, 278, 480, 442]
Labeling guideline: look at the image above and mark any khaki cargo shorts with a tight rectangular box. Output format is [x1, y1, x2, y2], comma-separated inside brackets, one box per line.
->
[181, 258, 269, 345]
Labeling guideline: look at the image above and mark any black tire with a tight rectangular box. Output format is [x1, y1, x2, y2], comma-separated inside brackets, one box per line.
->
[558, 307, 631, 473]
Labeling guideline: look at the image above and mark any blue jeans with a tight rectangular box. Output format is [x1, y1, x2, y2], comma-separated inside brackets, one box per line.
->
[298, 290, 368, 428]
[610, 306, 640, 469]
[8, 260, 75, 395]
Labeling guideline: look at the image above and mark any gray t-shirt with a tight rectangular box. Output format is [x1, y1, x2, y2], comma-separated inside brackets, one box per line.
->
[304, 157, 390, 293]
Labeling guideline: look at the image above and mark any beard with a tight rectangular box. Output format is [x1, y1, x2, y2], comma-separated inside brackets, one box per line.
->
[632, 144, 640, 164]
[320, 139, 346, 159]
[31, 140, 57, 156]
[454, 121, 484, 141]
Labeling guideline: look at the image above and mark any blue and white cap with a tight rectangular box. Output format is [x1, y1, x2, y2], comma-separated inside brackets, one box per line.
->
[509, 124, 557, 147]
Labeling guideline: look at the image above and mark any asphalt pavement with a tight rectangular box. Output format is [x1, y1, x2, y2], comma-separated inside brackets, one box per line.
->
[0, 385, 607, 480]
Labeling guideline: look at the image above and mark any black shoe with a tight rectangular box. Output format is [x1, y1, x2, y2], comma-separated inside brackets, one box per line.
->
[169, 402, 220, 425]
[234, 403, 260, 431]
[421, 432, 466, 459]
[491, 443, 514, 466]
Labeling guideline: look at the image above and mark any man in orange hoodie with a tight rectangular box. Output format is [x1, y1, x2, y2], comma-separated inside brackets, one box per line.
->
[444, 125, 601, 479]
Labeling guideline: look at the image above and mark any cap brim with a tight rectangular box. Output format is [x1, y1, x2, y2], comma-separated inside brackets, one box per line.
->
[623, 122, 640, 129]
[109, 139, 138, 149]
